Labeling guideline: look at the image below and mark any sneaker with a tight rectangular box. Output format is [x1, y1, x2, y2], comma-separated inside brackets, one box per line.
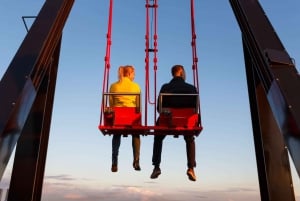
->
[111, 164, 118, 172]
[133, 161, 141, 171]
[187, 168, 196, 181]
[150, 167, 161, 179]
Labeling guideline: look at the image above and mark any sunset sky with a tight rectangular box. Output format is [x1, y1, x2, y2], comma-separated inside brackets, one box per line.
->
[0, 0, 299, 201]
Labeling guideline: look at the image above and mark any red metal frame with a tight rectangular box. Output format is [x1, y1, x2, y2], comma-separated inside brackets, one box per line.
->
[100, 106, 202, 136]
[99, 0, 202, 136]
[99, 92, 202, 136]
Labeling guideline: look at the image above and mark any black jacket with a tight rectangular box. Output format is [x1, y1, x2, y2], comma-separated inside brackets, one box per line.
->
[157, 77, 198, 111]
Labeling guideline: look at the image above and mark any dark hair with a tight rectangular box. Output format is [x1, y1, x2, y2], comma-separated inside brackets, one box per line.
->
[171, 65, 184, 77]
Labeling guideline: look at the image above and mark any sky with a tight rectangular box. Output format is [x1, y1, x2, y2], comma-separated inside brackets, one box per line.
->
[0, 0, 300, 201]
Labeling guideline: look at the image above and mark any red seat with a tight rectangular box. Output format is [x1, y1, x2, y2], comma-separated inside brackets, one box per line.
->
[103, 107, 141, 126]
[158, 108, 199, 128]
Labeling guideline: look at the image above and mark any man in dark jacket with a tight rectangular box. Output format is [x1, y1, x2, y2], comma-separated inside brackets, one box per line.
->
[150, 65, 198, 181]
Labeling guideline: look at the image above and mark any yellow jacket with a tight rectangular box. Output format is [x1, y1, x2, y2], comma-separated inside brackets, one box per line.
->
[109, 77, 141, 107]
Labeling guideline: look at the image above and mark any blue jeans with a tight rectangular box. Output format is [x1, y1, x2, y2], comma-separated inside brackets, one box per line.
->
[152, 135, 196, 168]
[112, 134, 140, 165]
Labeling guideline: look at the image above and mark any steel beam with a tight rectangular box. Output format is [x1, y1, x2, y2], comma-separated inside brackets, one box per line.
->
[0, 0, 74, 200]
[230, 0, 300, 200]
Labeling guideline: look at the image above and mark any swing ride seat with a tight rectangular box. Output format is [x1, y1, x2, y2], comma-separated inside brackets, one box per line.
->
[99, 92, 145, 136]
[99, 106, 144, 136]
[98, 107, 202, 136]
[148, 93, 203, 137]
[151, 108, 202, 137]
[99, 93, 203, 136]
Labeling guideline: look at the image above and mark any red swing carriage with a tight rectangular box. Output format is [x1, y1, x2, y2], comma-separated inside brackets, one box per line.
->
[98, 0, 203, 137]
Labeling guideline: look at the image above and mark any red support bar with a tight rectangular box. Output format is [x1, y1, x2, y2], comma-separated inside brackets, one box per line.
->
[190, 0, 201, 126]
[144, 0, 150, 125]
[100, 0, 113, 125]
[144, 0, 158, 125]
[153, 0, 158, 122]
[104, 0, 113, 93]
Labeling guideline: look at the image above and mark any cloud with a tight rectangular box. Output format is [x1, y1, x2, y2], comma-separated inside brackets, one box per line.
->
[127, 186, 158, 196]
[64, 193, 86, 200]
[44, 176, 259, 201]
[46, 174, 77, 181]
[226, 187, 256, 192]
[42, 176, 164, 201]
[45, 174, 91, 182]
[35, 174, 261, 201]
[112, 184, 143, 189]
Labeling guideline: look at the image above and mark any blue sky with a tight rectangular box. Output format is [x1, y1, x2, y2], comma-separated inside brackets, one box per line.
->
[0, 0, 300, 201]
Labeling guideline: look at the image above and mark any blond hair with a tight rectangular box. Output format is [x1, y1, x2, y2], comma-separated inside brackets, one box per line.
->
[122, 65, 135, 77]
[117, 65, 135, 81]
[118, 66, 124, 80]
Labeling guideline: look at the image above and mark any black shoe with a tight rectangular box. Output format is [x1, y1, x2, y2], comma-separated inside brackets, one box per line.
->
[150, 167, 161, 179]
[187, 168, 196, 181]
[133, 161, 141, 171]
[111, 164, 118, 172]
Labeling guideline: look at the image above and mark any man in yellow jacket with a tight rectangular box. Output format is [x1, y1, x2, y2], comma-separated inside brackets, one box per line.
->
[109, 65, 141, 172]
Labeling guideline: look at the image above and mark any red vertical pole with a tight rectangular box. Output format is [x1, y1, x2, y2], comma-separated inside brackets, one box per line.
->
[190, 0, 201, 126]
[100, 0, 113, 125]
[145, 0, 150, 126]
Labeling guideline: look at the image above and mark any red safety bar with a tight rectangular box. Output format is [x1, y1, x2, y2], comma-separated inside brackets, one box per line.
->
[99, 106, 144, 136]
[99, 92, 145, 135]
[155, 108, 202, 137]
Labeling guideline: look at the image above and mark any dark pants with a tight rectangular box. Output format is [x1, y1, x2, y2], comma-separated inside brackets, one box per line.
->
[152, 135, 196, 168]
[112, 134, 140, 165]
